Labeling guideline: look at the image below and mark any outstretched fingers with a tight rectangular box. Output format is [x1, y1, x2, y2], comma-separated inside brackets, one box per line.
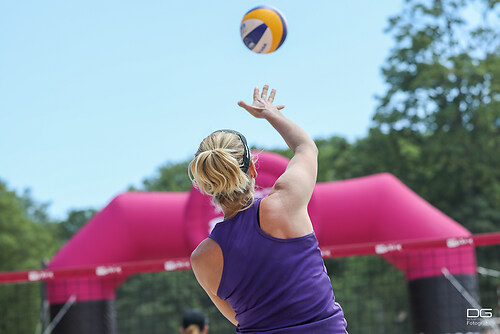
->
[268, 88, 276, 102]
[241, 85, 282, 115]
[261, 85, 269, 99]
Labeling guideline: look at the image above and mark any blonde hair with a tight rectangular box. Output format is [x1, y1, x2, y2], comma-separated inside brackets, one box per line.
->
[184, 324, 201, 334]
[188, 131, 255, 212]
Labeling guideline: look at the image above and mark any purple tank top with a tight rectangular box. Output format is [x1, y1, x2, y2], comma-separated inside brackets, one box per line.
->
[208, 198, 348, 333]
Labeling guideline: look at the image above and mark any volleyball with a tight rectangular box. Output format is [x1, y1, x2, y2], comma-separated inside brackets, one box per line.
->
[240, 6, 288, 54]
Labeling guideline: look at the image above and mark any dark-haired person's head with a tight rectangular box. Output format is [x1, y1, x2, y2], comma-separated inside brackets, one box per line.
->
[180, 309, 208, 334]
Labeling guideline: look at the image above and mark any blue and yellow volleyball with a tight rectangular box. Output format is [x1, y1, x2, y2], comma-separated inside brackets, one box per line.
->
[240, 6, 288, 54]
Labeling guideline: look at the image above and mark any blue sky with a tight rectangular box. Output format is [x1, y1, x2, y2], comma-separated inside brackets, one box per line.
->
[0, 0, 402, 218]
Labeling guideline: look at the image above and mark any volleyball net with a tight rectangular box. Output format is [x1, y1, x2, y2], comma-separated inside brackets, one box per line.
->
[1, 233, 499, 334]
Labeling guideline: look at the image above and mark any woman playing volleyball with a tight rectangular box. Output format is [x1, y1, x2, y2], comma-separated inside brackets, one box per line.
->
[189, 85, 347, 333]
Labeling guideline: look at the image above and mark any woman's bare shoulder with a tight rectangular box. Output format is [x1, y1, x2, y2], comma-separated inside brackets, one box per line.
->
[191, 238, 222, 265]
[260, 196, 313, 239]
[190, 238, 223, 295]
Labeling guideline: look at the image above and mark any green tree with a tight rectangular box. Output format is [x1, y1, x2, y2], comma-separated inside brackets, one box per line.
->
[142, 161, 191, 191]
[369, 0, 500, 232]
[56, 208, 97, 242]
[364, 0, 500, 318]
[0, 180, 58, 334]
[0, 180, 56, 271]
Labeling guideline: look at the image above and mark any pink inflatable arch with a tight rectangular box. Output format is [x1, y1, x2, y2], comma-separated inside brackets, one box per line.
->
[47, 151, 477, 334]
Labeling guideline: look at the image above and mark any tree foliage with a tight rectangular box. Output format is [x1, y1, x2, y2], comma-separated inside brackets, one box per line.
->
[142, 161, 192, 192]
[371, 0, 500, 233]
[56, 208, 97, 242]
[0, 181, 58, 334]
[0, 180, 56, 271]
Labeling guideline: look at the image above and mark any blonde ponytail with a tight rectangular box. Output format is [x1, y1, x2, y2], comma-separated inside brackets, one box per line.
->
[184, 324, 201, 334]
[189, 131, 255, 212]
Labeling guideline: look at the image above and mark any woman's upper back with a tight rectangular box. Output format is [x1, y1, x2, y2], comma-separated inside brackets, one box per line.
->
[208, 198, 345, 333]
